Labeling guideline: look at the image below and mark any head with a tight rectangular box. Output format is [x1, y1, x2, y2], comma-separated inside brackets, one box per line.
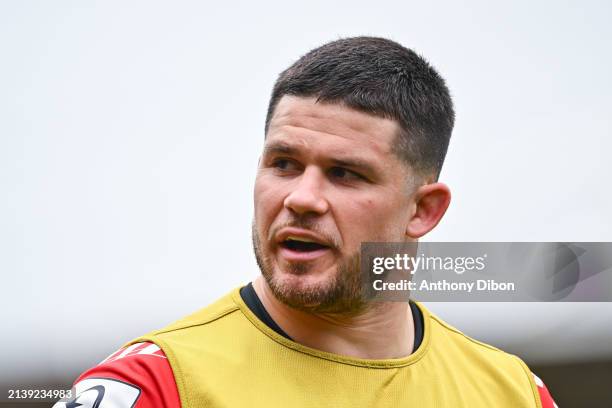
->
[252, 37, 454, 314]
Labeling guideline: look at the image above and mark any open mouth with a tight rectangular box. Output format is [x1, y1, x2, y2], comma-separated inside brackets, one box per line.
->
[280, 238, 330, 252]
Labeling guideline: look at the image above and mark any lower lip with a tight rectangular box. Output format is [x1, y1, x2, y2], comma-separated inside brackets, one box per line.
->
[278, 246, 331, 262]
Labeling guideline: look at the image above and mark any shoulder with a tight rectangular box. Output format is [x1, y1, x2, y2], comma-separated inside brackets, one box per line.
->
[423, 302, 530, 366]
[141, 289, 241, 338]
[120, 288, 248, 379]
[53, 342, 180, 408]
[419, 302, 559, 407]
[52, 289, 243, 408]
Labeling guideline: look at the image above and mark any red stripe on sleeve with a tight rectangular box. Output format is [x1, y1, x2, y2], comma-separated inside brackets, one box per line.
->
[533, 373, 559, 408]
[74, 342, 181, 408]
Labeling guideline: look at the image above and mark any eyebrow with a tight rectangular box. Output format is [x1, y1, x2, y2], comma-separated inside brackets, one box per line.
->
[262, 141, 379, 176]
[329, 157, 377, 176]
[262, 141, 297, 157]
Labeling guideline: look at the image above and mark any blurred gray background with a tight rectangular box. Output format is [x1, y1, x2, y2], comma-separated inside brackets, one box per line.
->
[1, 1, 611, 406]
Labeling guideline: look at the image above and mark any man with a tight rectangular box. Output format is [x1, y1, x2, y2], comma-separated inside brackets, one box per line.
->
[56, 37, 558, 407]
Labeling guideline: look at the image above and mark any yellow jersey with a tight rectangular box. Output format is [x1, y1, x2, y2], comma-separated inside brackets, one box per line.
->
[127, 286, 543, 407]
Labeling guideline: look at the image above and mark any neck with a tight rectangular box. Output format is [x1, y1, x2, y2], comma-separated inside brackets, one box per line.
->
[252, 276, 415, 359]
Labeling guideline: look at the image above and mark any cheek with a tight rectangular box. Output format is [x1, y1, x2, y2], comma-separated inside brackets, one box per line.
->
[339, 199, 382, 233]
[350, 197, 393, 218]
[254, 178, 285, 227]
[339, 198, 407, 240]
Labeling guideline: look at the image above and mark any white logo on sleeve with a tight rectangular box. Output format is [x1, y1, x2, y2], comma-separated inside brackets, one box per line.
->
[53, 377, 141, 408]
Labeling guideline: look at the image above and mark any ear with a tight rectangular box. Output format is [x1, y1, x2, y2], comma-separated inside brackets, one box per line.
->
[406, 183, 451, 239]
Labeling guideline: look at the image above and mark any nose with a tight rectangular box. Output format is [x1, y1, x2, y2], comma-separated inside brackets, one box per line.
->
[283, 166, 330, 215]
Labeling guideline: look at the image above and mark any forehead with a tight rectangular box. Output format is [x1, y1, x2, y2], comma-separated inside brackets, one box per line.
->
[266, 96, 400, 156]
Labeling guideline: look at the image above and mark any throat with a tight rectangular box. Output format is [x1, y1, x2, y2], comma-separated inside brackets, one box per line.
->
[253, 276, 415, 360]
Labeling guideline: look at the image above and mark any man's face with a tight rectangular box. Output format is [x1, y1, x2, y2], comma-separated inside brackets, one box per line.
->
[253, 95, 417, 314]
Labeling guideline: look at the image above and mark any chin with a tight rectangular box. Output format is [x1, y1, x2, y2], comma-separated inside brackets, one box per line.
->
[266, 264, 341, 309]
[266, 258, 366, 315]
[273, 262, 337, 290]
[253, 231, 365, 313]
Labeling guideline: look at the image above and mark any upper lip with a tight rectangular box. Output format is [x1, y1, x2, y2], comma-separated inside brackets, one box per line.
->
[275, 227, 333, 248]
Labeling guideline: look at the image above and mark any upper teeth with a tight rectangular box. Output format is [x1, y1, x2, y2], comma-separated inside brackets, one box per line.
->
[286, 235, 318, 243]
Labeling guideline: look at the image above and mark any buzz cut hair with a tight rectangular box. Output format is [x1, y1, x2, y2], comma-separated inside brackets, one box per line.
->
[265, 36, 455, 180]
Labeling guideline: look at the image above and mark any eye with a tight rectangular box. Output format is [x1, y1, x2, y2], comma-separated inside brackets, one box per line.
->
[328, 167, 364, 182]
[271, 158, 300, 172]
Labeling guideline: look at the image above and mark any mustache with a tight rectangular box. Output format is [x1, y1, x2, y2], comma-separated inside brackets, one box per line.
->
[268, 218, 341, 249]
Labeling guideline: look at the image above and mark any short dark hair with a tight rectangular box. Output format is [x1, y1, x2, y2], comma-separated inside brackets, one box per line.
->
[265, 36, 455, 180]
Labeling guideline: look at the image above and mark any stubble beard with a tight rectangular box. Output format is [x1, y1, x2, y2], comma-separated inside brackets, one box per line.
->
[252, 221, 370, 316]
